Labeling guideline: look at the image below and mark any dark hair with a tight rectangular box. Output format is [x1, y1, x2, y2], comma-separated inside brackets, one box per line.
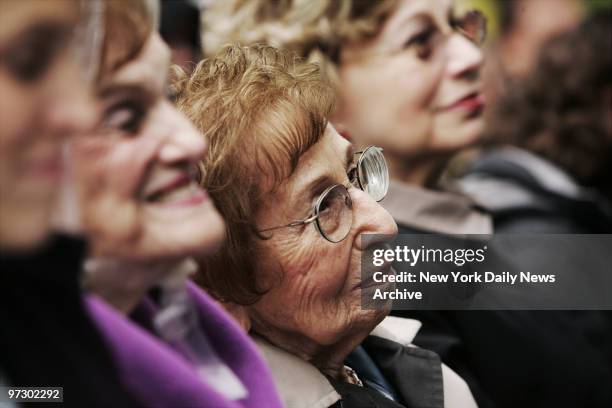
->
[498, 0, 519, 35]
[485, 10, 612, 198]
[160, 0, 200, 49]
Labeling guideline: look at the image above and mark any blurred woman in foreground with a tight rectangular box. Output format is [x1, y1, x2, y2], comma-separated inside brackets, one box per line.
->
[0, 1, 138, 405]
[69, 1, 282, 406]
[175, 43, 477, 408]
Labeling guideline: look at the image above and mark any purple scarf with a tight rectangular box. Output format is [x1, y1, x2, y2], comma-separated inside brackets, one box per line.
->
[85, 281, 283, 408]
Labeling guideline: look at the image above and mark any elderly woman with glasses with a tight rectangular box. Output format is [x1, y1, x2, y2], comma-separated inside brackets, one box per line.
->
[203, 0, 490, 235]
[174, 43, 477, 408]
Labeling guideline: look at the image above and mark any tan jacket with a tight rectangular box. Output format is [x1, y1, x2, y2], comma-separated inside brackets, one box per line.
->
[254, 316, 478, 408]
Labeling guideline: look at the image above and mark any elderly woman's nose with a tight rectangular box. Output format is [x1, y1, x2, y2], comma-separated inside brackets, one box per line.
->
[158, 102, 207, 164]
[445, 34, 484, 79]
[351, 188, 398, 250]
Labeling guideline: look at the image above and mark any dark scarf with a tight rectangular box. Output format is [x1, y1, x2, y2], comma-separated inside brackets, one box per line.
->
[0, 234, 137, 407]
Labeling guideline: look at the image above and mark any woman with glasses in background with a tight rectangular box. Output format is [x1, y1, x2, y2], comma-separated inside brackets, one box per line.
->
[174, 43, 478, 408]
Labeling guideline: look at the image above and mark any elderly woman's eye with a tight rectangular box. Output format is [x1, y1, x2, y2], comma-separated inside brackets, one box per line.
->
[319, 199, 331, 213]
[403, 27, 436, 60]
[103, 100, 146, 134]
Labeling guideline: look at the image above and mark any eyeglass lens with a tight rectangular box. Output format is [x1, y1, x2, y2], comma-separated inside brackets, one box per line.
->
[357, 147, 389, 202]
[316, 185, 353, 243]
[316, 147, 389, 242]
[455, 10, 487, 46]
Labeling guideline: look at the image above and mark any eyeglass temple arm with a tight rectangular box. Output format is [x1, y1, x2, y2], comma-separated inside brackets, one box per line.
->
[258, 214, 318, 233]
[354, 147, 383, 154]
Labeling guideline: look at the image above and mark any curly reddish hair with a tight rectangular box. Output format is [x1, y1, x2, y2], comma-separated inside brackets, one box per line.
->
[173, 44, 335, 304]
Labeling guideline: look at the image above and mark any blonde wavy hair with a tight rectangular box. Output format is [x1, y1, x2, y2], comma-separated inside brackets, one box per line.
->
[173, 44, 335, 304]
[203, 0, 397, 85]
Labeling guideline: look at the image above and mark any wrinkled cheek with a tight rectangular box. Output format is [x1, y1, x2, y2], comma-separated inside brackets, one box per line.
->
[85, 195, 141, 257]
[79, 166, 141, 256]
[288, 241, 348, 295]
[275, 232, 320, 275]
[73, 144, 144, 256]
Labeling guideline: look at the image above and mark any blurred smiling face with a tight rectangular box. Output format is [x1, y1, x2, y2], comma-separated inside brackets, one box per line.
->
[73, 33, 225, 261]
[337, 0, 485, 158]
[0, 0, 96, 249]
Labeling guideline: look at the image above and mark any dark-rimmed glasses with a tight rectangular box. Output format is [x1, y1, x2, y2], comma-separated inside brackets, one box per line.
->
[352, 9, 487, 62]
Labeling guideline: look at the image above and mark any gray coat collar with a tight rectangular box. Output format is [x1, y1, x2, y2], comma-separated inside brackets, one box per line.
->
[457, 146, 611, 215]
[383, 181, 492, 235]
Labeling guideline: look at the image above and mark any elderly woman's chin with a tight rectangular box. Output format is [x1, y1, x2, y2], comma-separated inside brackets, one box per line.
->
[361, 287, 394, 315]
[138, 198, 226, 260]
[433, 112, 485, 152]
[352, 303, 390, 335]
[88, 195, 226, 262]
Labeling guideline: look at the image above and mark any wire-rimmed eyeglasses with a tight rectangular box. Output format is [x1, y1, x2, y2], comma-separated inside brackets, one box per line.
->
[258, 146, 389, 243]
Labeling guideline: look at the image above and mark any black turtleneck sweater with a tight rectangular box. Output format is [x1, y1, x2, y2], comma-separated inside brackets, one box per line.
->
[0, 234, 137, 407]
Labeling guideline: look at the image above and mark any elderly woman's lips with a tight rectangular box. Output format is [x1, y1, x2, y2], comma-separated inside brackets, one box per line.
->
[143, 174, 209, 206]
[143, 173, 189, 198]
[156, 186, 208, 207]
[442, 92, 485, 112]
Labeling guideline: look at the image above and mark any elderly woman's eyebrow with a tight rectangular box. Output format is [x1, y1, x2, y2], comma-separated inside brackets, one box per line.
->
[290, 144, 355, 209]
[96, 84, 156, 113]
[293, 174, 332, 208]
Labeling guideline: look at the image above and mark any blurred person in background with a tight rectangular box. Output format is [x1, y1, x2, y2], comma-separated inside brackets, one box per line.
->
[493, 0, 583, 77]
[0, 1, 138, 406]
[69, 1, 282, 407]
[201, 1, 612, 407]
[459, 10, 612, 232]
[160, 0, 202, 72]
[175, 43, 478, 408]
[479, 0, 585, 105]
[453, 11, 612, 408]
